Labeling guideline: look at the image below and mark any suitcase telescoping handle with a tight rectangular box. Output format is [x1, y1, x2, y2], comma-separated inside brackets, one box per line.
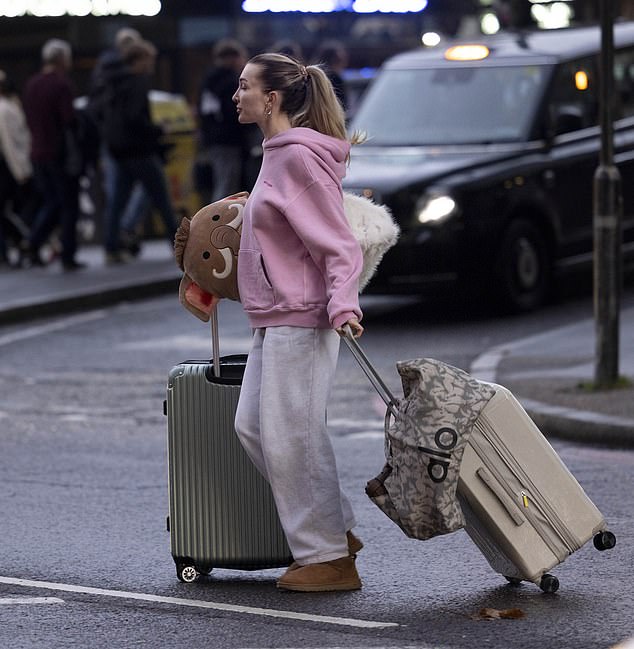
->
[343, 325, 399, 419]
[210, 307, 221, 378]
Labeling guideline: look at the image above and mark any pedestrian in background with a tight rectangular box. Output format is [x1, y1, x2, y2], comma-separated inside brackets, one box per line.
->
[101, 39, 178, 264]
[23, 38, 84, 271]
[0, 70, 32, 268]
[314, 40, 348, 113]
[271, 39, 304, 61]
[197, 39, 248, 202]
[88, 26, 151, 258]
[90, 26, 142, 93]
[232, 53, 365, 592]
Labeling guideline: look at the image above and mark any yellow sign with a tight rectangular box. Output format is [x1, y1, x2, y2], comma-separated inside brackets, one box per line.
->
[149, 92, 201, 227]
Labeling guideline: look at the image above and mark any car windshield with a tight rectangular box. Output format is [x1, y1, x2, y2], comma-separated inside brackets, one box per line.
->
[350, 64, 550, 145]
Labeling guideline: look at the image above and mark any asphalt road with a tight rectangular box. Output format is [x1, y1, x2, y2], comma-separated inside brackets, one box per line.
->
[0, 294, 631, 649]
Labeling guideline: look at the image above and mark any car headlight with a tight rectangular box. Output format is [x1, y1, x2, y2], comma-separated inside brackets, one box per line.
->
[416, 194, 457, 224]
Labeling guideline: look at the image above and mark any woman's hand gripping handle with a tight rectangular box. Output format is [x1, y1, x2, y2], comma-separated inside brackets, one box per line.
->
[336, 318, 364, 339]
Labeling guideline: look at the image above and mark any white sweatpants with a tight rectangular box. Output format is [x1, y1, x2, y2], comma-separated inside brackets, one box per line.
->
[234, 326, 356, 565]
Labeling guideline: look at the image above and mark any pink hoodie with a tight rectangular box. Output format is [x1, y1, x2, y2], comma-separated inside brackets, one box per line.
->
[238, 127, 363, 329]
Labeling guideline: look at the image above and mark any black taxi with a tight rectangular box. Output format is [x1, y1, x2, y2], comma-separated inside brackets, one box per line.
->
[344, 23, 634, 311]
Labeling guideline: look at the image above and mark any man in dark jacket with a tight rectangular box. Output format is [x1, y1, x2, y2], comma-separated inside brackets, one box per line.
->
[88, 27, 150, 258]
[23, 38, 84, 270]
[198, 39, 248, 202]
[101, 39, 178, 263]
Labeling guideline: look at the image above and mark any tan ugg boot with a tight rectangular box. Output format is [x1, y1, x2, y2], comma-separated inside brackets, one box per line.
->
[277, 556, 362, 592]
[286, 531, 364, 572]
[346, 531, 364, 556]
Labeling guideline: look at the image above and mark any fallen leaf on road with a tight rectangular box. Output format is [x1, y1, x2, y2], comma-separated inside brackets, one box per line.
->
[471, 607, 526, 620]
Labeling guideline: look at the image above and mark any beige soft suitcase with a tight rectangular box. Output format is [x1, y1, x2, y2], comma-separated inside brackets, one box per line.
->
[457, 384, 615, 592]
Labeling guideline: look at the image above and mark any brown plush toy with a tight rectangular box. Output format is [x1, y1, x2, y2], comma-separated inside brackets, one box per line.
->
[174, 192, 247, 321]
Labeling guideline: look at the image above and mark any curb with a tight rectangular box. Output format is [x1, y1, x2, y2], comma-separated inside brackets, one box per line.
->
[0, 275, 179, 326]
[470, 342, 634, 449]
[523, 399, 634, 448]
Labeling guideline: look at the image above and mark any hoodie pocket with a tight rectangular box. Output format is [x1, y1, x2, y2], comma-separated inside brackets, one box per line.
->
[238, 249, 275, 311]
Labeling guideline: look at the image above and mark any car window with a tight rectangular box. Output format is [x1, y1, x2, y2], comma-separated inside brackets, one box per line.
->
[615, 47, 634, 119]
[350, 64, 550, 145]
[548, 56, 599, 133]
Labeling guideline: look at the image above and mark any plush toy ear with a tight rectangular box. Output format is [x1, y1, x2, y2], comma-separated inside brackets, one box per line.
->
[179, 274, 220, 321]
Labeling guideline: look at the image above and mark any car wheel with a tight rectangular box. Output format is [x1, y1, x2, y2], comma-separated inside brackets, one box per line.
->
[493, 219, 550, 313]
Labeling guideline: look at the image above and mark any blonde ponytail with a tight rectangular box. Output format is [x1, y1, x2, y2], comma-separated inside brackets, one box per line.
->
[291, 64, 346, 140]
[249, 53, 365, 151]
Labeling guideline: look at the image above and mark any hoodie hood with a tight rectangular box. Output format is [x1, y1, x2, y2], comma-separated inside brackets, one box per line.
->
[263, 127, 350, 183]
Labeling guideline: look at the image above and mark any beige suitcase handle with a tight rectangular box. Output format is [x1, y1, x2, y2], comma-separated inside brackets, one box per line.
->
[342, 325, 399, 419]
[476, 467, 526, 526]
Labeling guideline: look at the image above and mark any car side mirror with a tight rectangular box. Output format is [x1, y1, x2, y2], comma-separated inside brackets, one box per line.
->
[552, 106, 584, 136]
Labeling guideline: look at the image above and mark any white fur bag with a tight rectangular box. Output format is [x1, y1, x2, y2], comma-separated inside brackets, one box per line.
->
[343, 192, 400, 292]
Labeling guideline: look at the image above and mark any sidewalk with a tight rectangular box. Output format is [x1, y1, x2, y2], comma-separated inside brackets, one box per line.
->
[470, 308, 634, 447]
[1, 242, 632, 447]
[0, 240, 180, 325]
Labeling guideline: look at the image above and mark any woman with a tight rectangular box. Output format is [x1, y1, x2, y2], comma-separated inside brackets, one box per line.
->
[232, 53, 365, 592]
[0, 71, 32, 266]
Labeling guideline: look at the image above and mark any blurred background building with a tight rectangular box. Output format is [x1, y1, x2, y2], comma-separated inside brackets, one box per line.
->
[1, 0, 633, 105]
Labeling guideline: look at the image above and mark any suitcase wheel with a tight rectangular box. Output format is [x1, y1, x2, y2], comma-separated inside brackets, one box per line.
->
[539, 573, 559, 594]
[504, 576, 522, 587]
[593, 530, 617, 551]
[176, 563, 199, 583]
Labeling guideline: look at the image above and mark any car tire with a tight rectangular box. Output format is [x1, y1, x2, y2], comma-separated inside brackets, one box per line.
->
[493, 219, 551, 313]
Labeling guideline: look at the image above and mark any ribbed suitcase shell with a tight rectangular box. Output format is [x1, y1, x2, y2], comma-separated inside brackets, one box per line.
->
[166, 356, 292, 574]
[457, 384, 607, 585]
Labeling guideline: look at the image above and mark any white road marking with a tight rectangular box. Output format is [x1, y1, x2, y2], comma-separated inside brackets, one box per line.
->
[469, 347, 506, 383]
[469, 323, 584, 383]
[0, 576, 398, 629]
[59, 414, 89, 422]
[0, 311, 107, 348]
[0, 597, 64, 605]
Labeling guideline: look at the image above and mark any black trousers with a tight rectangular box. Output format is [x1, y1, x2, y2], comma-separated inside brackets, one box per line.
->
[30, 160, 79, 263]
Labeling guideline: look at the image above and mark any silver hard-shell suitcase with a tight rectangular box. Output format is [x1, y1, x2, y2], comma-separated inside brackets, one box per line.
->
[165, 311, 292, 582]
[343, 329, 616, 593]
